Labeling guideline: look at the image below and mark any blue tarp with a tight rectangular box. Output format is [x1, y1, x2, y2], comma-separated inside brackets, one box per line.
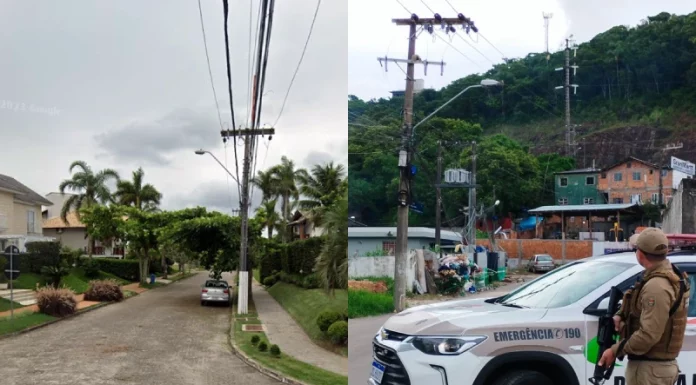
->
[519, 216, 543, 231]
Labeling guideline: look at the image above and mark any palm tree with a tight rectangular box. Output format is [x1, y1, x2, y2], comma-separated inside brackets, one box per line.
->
[58, 160, 120, 257]
[269, 156, 308, 222]
[115, 167, 162, 211]
[314, 194, 348, 294]
[255, 199, 281, 239]
[252, 169, 277, 203]
[297, 162, 346, 227]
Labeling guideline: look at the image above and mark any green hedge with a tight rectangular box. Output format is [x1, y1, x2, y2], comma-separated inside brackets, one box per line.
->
[92, 259, 140, 281]
[23, 242, 62, 273]
[259, 237, 325, 283]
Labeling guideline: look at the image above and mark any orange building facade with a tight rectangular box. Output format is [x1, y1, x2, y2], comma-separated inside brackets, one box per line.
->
[596, 157, 674, 205]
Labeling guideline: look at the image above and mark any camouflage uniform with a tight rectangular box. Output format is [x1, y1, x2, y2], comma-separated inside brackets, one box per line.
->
[611, 228, 690, 385]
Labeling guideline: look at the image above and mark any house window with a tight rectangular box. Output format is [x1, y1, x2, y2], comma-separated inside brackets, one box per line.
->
[661, 170, 668, 177]
[382, 241, 396, 256]
[627, 162, 632, 168]
[631, 194, 641, 204]
[632, 172, 641, 181]
[583, 197, 595, 204]
[559, 177, 568, 187]
[614, 173, 623, 181]
[586, 176, 595, 185]
[649, 170, 654, 175]
[601, 172, 607, 179]
[651, 193, 659, 204]
[558, 198, 568, 205]
[613, 198, 624, 204]
[27, 210, 35, 233]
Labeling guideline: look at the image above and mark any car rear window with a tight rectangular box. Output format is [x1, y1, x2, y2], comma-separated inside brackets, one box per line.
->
[536, 255, 552, 261]
[205, 281, 227, 288]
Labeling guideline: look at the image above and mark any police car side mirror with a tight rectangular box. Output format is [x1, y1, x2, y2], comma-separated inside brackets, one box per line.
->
[596, 297, 622, 313]
[597, 297, 610, 311]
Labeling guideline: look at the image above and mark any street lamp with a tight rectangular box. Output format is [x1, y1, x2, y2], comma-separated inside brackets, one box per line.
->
[412, 79, 502, 134]
[194, 149, 239, 184]
[194, 148, 248, 313]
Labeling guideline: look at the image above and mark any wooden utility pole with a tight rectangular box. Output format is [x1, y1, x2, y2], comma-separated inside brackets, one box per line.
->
[435, 140, 442, 257]
[221, 127, 274, 314]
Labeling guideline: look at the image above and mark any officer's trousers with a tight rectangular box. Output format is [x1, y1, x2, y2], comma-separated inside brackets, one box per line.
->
[625, 359, 679, 385]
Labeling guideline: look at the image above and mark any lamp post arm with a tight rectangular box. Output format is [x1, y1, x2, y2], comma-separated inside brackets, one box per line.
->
[205, 151, 240, 184]
[412, 84, 482, 134]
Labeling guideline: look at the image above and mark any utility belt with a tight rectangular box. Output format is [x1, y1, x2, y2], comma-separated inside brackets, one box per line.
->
[627, 354, 676, 362]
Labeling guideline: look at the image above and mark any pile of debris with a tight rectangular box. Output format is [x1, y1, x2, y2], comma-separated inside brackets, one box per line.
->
[348, 280, 388, 293]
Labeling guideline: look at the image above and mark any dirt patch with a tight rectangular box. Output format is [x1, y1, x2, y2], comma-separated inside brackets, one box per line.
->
[102, 345, 129, 353]
[348, 280, 388, 293]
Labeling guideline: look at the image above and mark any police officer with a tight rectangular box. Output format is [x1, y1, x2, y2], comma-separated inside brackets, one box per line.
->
[598, 227, 690, 385]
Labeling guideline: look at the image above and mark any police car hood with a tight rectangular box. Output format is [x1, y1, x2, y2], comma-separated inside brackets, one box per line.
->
[382, 297, 547, 336]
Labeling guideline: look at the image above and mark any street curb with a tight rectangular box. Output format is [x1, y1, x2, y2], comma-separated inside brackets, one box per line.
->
[227, 317, 309, 385]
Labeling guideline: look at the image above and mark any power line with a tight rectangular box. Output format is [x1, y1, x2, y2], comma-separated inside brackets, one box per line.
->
[246, 0, 262, 127]
[394, 0, 411, 14]
[419, 0, 435, 14]
[272, 0, 322, 127]
[221, 0, 241, 188]
[196, 0, 224, 131]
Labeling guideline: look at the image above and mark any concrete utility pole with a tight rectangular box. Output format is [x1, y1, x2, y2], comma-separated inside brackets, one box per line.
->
[543, 12, 553, 60]
[555, 38, 579, 159]
[386, 15, 471, 313]
[468, 141, 477, 255]
[435, 140, 442, 257]
[221, 128, 274, 314]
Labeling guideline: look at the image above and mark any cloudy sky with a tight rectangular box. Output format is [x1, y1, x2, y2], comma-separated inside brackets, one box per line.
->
[349, 0, 695, 100]
[1, 0, 346, 214]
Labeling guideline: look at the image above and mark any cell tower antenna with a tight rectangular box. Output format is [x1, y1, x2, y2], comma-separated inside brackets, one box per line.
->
[543, 12, 553, 60]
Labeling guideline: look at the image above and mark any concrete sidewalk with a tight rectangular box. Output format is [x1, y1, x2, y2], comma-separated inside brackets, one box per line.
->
[251, 281, 348, 376]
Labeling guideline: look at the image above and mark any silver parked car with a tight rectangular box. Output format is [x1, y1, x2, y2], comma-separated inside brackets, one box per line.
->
[527, 253, 555, 273]
[200, 279, 230, 306]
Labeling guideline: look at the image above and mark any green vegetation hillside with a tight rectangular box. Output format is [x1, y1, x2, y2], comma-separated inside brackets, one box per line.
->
[349, 11, 696, 225]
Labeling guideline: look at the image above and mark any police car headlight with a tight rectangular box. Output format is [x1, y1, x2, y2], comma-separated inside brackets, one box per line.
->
[411, 336, 487, 355]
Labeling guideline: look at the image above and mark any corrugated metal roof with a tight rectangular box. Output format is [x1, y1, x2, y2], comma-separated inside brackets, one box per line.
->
[348, 226, 461, 242]
[528, 203, 637, 213]
[555, 168, 600, 175]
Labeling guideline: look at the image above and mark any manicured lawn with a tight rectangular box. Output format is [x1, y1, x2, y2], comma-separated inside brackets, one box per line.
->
[168, 272, 196, 282]
[0, 298, 26, 312]
[0, 311, 56, 336]
[139, 281, 166, 289]
[267, 282, 348, 356]
[8, 273, 44, 290]
[348, 276, 394, 318]
[232, 302, 347, 385]
[9, 269, 132, 294]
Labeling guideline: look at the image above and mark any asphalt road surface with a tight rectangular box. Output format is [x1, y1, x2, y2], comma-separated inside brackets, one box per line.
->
[347, 282, 527, 385]
[0, 272, 279, 385]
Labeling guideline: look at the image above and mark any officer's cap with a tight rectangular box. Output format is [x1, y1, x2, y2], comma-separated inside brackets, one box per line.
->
[635, 227, 669, 256]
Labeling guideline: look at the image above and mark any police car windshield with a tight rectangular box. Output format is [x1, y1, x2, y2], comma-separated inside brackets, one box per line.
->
[497, 260, 633, 309]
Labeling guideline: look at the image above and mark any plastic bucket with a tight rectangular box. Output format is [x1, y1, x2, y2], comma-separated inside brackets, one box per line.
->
[497, 268, 506, 281]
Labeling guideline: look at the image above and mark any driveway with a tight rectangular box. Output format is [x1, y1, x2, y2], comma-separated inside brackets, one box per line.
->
[347, 281, 528, 385]
[0, 272, 279, 385]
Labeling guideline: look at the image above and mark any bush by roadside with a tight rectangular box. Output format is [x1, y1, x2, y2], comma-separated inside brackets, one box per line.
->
[84, 279, 124, 302]
[36, 286, 77, 317]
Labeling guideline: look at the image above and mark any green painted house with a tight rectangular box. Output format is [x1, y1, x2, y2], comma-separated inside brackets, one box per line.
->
[554, 168, 606, 206]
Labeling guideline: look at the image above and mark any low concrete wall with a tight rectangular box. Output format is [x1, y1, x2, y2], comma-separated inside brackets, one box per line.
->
[348, 252, 417, 291]
[477, 239, 633, 262]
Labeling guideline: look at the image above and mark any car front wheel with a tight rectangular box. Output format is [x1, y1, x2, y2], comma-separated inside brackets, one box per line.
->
[493, 370, 552, 385]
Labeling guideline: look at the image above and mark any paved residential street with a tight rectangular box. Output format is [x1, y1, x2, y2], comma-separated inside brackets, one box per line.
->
[347, 281, 528, 385]
[0, 272, 279, 385]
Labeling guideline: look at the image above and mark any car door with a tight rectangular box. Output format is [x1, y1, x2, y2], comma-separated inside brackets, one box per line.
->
[582, 271, 641, 384]
[674, 263, 696, 384]
[583, 263, 696, 385]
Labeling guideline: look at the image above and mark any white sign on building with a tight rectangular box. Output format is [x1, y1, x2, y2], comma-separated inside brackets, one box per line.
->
[444, 168, 471, 184]
[671, 156, 695, 176]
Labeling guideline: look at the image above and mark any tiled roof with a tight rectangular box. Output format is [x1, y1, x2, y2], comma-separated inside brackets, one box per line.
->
[0, 174, 52, 206]
[42, 212, 86, 229]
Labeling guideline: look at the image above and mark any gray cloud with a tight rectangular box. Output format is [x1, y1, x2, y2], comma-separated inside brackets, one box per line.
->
[303, 151, 335, 168]
[0, 0, 345, 209]
[94, 108, 223, 166]
[166, 180, 262, 215]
